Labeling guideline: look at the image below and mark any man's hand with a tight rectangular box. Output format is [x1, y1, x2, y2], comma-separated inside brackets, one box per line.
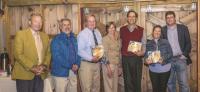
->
[30, 65, 48, 75]
[133, 50, 144, 56]
[30, 65, 39, 74]
[91, 56, 100, 63]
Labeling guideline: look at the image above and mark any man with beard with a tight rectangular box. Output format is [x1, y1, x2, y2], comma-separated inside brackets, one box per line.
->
[51, 18, 80, 92]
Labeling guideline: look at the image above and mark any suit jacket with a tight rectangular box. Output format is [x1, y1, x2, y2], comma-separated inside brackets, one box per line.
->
[12, 28, 51, 80]
[161, 24, 192, 65]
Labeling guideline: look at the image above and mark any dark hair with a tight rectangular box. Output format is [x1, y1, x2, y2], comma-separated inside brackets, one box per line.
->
[153, 25, 162, 32]
[105, 22, 116, 35]
[152, 25, 162, 38]
[127, 10, 138, 18]
[165, 11, 176, 18]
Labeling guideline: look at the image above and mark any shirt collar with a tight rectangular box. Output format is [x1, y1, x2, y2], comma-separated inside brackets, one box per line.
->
[128, 25, 138, 32]
[86, 27, 96, 32]
[30, 28, 39, 36]
[60, 32, 74, 38]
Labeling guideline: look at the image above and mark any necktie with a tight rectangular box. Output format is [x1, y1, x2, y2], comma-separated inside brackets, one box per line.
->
[35, 32, 43, 65]
[92, 30, 98, 45]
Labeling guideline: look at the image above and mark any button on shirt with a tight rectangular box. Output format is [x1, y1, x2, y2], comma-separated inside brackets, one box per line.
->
[78, 28, 102, 61]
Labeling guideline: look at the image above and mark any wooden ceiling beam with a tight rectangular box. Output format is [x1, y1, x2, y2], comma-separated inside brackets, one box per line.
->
[7, 0, 194, 6]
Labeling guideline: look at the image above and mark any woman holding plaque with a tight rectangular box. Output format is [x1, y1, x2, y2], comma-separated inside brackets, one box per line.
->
[102, 22, 122, 92]
[144, 25, 173, 92]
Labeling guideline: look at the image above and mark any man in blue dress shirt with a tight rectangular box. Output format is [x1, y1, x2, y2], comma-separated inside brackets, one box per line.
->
[78, 15, 102, 92]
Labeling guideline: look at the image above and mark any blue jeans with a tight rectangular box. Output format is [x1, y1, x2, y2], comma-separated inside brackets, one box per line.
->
[167, 58, 190, 92]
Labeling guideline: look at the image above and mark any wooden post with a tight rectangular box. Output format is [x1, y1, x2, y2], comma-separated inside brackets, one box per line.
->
[198, 0, 200, 91]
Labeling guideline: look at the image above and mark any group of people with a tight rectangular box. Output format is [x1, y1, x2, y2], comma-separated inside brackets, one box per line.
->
[12, 10, 191, 92]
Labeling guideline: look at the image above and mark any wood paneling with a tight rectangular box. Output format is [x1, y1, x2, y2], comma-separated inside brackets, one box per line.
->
[80, 3, 198, 92]
[8, 0, 65, 6]
[198, 0, 200, 91]
[8, 5, 79, 36]
[4, 0, 199, 92]
[7, 0, 194, 6]
[7, 4, 79, 65]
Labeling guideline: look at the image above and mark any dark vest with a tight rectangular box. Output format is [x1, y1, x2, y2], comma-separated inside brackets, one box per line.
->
[120, 25, 144, 56]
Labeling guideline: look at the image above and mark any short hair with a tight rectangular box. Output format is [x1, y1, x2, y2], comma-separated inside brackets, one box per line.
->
[59, 18, 71, 30]
[105, 21, 116, 35]
[153, 25, 162, 32]
[60, 18, 71, 24]
[86, 14, 96, 22]
[152, 25, 162, 38]
[29, 13, 42, 21]
[165, 11, 176, 18]
[127, 10, 138, 18]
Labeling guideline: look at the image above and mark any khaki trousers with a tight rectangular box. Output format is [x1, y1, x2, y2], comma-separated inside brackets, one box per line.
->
[78, 61, 100, 92]
[102, 64, 118, 92]
[52, 72, 77, 92]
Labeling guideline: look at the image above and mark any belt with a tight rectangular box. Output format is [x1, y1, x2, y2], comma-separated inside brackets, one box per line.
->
[82, 60, 98, 63]
[173, 55, 182, 58]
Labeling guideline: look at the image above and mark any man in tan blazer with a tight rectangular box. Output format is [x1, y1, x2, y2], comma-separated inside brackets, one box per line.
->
[12, 13, 51, 92]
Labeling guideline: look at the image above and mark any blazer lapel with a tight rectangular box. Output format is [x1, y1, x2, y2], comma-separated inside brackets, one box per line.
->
[163, 26, 168, 40]
[176, 24, 182, 43]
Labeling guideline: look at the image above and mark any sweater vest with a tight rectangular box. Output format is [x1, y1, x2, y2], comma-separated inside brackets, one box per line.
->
[120, 25, 144, 56]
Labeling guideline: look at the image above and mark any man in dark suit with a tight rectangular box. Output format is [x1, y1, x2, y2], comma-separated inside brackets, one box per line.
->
[162, 11, 191, 92]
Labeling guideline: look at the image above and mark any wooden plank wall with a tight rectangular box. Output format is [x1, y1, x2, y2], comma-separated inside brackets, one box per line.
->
[141, 11, 197, 92]
[198, 0, 200, 91]
[7, 4, 80, 64]
[5, 1, 198, 92]
[0, 18, 3, 50]
[8, 5, 79, 35]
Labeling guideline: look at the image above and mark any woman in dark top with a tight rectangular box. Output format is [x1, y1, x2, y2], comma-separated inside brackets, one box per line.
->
[144, 25, 173, 92]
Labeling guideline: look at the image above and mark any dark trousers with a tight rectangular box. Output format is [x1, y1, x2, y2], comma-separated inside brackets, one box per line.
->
[149, 70, 170, 92]
[16, 76, 44, 92]
[122, 55, 143, 92]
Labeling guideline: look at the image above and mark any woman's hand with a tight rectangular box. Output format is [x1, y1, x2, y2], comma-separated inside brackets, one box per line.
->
[106, 64, 113, 78]
[145, 58, 153, 65]
[118, 67, 123, 77]
[158, 57, 163, 64]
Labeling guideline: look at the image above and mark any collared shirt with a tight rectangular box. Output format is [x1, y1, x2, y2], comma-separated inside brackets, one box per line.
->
[30, 29, 43, 65]
[102, 34, 120, 64]
[167, 25, 182, 56]
[78, 28, 102, 61]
